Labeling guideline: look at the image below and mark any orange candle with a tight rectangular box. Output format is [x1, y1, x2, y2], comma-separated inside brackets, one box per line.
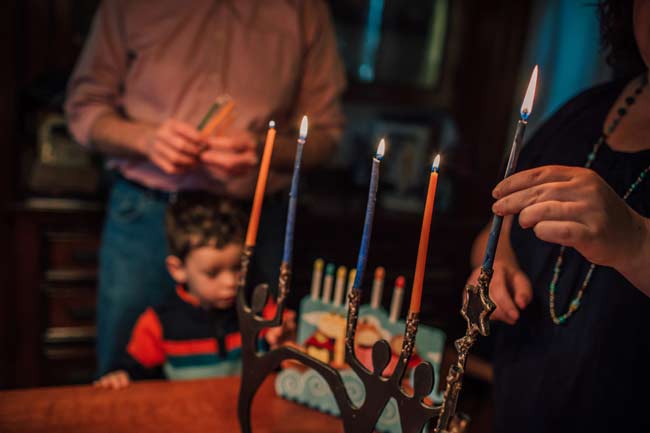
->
[409, 154, 441, 313]
[245, 121, 276, 246]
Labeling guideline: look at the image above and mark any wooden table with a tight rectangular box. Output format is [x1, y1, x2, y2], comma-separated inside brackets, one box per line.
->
[0, 376, 344, 433]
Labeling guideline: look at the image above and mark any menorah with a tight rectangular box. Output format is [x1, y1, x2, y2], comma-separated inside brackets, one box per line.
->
[235, 243, 495, 433]
[235, 65, 538, 433]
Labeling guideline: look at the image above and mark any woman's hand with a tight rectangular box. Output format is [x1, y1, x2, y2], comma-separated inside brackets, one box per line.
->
[467, 260, 532, 325]
[492, 165, 650, 272]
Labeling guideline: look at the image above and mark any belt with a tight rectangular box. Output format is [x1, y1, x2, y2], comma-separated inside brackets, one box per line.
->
[115, 174, 175, 203]
[114, 173, 288, 205]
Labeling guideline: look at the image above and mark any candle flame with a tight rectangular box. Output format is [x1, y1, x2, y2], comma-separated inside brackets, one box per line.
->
[432, 154, 441, 172]
[299, 115, 308, 139]
[520, 65, 538, 120]
[269, 120, 276, 129]
[376, 138, 386, 159]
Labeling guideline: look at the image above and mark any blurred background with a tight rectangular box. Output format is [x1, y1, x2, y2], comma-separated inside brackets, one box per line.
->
[0, 0, 610, 429]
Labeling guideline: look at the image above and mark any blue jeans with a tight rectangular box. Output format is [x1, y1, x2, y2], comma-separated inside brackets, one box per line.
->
[96, 177, 286, 376]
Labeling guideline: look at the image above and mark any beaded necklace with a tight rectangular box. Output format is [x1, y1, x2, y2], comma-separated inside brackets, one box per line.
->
[549, 74, 650, 325]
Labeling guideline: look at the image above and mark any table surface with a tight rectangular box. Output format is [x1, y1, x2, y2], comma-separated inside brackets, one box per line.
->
[0, 376, 345, 433]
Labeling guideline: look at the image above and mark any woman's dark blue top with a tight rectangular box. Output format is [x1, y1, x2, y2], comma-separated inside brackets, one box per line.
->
[494, 80, 650, 433]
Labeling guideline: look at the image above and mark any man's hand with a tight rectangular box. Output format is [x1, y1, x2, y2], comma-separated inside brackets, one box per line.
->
[93, 370, 130, 390]
[200, 129, 259, 181]
[466, 260, 532, 325]
[144, 119, 203, 174]
[265, 310, 297, 349]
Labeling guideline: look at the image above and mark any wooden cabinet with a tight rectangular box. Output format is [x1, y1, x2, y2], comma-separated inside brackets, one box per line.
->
[10, 199, 103, 388]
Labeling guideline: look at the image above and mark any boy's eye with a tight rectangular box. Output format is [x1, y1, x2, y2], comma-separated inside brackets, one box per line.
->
[205, 269, 219, 278]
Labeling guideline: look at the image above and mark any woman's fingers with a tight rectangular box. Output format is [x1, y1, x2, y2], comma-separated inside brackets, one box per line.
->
[488, 267, 519, 324]
[517, 201, 588, 228]
[492, 182, 578, 216]
[492, 166, 575, 198]
[508, 267, 533, 309]
[532, 220, 590, 248]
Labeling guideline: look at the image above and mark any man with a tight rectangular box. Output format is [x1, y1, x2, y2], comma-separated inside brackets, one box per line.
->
[65, 0, 346, 376]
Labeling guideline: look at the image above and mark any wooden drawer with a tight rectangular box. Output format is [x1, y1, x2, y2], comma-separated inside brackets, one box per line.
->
[42, 344, 96, 386]
[44, 232, 100, 282]
[44, 286, 96, 329]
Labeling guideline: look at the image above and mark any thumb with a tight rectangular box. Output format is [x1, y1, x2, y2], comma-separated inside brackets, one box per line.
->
[507, 266, 532, 309]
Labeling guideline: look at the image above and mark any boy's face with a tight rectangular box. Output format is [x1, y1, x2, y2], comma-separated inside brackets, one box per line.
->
[167, 242, 243, 309]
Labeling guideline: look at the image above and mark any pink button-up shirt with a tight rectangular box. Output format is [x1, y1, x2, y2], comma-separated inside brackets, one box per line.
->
[65, 0, 346, 195]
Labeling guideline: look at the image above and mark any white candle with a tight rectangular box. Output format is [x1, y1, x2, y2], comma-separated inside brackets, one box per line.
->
[389, 276, 406, 323]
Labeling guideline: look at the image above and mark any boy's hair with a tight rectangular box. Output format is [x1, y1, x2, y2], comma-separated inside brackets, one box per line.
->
[165, 192, 247, 260]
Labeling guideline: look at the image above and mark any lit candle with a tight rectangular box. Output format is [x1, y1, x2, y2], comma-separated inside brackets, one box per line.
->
[482, 66, 538, 271]
[333, 266, 347, 307]
[321, 263, 335, 304]
[389, 276, 406, 323]
[370, 266, 385, 309]
[310, 258, 324, 300]
[408, 154, 441, 314]
[352, 139, 386, 291]
[282, 116, 308, 264]
[245, 121, 276, 247]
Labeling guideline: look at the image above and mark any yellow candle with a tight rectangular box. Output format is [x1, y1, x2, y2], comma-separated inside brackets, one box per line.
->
[245, 121, 276, 246]
[200, 99, 235, 138]
[409, 154, 441, 313]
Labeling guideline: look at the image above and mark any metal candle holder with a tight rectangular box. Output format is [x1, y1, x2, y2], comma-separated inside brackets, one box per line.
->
[236, 245, 496, 433]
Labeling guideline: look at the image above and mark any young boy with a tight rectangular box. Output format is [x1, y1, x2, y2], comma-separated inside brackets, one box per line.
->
[95, 193, 295, 389]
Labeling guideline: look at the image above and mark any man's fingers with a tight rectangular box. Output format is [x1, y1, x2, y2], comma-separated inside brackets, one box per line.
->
[517, 201, 587, 229]
[532, 221, 589, 248]
[203, 136, 253, 152]
[156, 138, 197, 166]
[151, 154, 182, 175]
[493, 166, 575, 199]
[201, 150, 258, 172]
[169, 119, 202, 143]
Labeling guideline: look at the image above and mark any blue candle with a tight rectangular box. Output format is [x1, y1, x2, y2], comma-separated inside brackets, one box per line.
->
[282, 116, 308, 265]
[483, 66, 538, 270]
[352, 139, 386, 290]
